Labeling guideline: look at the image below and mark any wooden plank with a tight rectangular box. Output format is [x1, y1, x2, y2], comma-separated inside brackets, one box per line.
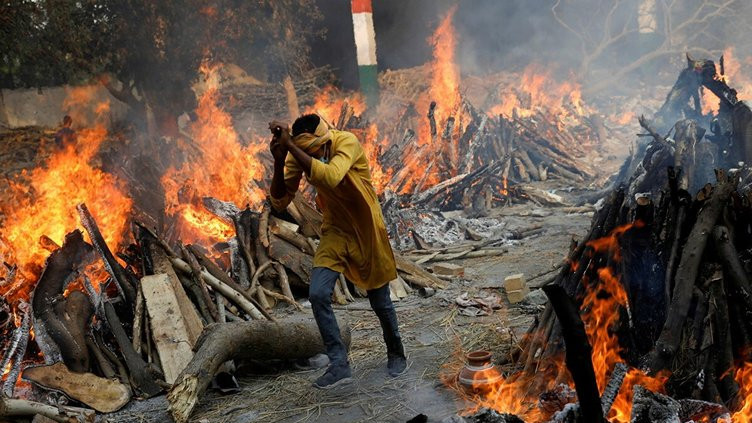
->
[389, 279, 408, 299]
[23, 362, 130, 413]
[394, 254, 447, 289]
[150, 245, 204, 345]
[142, 274, 200, 384]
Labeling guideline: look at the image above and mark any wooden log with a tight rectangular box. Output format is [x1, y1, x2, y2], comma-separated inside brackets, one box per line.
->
[0, 396, 95, 423]
[132, 284, 145, 354]
[542, 284, 604, 423]
[268, 234, 313, 283]
[168, 318, 352, 423]
[713, 225, 752, 314]
[648, 170, 736, 372]
[232, 208, 257, 278]
[513, 156, 531, 182]
[178, 244, 219, 323]
[404, 249, 505, 263]
[259, 202, 271, 249]
[94, 332, 129, 385]
[291, 193, 323, 238]
[270, 221, 315, 255]
[394, 254, 447, 289]
[141, 274, 201, 384]
[103, 301, 162, 397]
[428, 101, 437, 138]
[186, 245, 273, 321]
[22, 362, 130, 413]
[1, 302, 30, 398]
[77, 204, 136, 306]
[85, 336, 116, 379]
[250, 214, 272, 309]
[517, 149, 540, 181]
[389, 278, 409, 300]
[663, 189, 690, 303]
[549, 161, 584, 182]
[171, 257, 269, 321]
[273, 262, 300, 309]
[55, 291, 94, 373]
[31, 230, 93, 368]
[339, 274, 356, 302]
[332, 279, 348, 305]
[707, 271, 739, 403]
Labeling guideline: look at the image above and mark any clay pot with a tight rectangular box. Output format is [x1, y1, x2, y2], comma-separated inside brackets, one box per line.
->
[458, 350, 502, 393]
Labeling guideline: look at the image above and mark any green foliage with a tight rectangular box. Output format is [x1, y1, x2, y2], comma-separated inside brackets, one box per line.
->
[0, 0, 322, 90]
[0, 0, 112, 88]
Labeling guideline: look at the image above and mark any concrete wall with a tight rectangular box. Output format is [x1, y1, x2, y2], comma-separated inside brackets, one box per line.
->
[0, 84, 129, 129]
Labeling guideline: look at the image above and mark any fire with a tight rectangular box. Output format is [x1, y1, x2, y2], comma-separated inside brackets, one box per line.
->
[0, 88, 132, 306]
[499, 177, 509, 196]
[702, 47, 752, 116]
[583, 222, 669, 423]
[612, 111, 636, 126]
[489, 65, 590, 122]
[162, 61, 267, 244]
[397, 6, 463, 194]
[731, 362, 752, 422]
[720, 356, 752, 422]
[306, 85, 366, 125]
[361, 124, 392, 193]
[702, 86, 721, 116]
[721, 47, 752, 104]
[452, 221, 668, 422]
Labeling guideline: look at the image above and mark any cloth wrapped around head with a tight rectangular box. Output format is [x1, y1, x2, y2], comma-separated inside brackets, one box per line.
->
[292, 114, 332, 154]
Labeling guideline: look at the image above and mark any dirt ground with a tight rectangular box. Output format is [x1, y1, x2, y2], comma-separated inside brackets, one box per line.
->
[107, 197, 594, 423]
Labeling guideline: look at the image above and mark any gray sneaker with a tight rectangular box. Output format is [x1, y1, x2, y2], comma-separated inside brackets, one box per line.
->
[313, 364, 352, 389]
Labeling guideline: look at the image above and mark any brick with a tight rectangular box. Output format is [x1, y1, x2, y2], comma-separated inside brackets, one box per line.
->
[506, 287, 529, 304]
[432, 262, 465, 277]
[504, 273, 526, 291]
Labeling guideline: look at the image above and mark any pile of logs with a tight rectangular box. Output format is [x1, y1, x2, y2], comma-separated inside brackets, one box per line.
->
[478, 166, 752, 421]
[327, 85, 599, 214]
[0, 192, 447, 422]
[374, 102, 598, 212]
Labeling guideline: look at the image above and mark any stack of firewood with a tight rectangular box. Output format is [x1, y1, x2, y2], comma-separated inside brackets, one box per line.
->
[486, 166, 752, 421]
[0, 191, 447, 422]
[337, 95, 600, 213]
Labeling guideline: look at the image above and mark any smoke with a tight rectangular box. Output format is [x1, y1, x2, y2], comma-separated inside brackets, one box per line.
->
[311, 0, 752, 102]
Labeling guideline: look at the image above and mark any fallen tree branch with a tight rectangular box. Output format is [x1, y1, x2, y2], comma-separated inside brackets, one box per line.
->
[171, 257, 268, 320]
[168, 318, 351, 423]
[0, 396, 95, 423]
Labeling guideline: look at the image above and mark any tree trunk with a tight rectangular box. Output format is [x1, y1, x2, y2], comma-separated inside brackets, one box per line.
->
[168, 318, 351, 423]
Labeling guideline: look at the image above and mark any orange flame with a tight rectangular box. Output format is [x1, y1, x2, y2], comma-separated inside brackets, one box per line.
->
[729, 360, 752, 422]
[0, 87, 131, 305]
[162, 62, 266, 244]
[398, 6, 463, 194]
[499, 177, 509, 196]
[722, 47, 752, 103]
[702, 48, 752, 116]
[489, 65, 590, 122]
[455, 221, 668, 422]
[306, 85, 366, 125]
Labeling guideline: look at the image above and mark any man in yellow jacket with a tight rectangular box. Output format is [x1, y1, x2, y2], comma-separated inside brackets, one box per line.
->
[269, 113, 406, 389]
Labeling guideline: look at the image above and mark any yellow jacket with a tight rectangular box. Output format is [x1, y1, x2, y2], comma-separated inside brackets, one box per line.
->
[270, 129, 397, 290]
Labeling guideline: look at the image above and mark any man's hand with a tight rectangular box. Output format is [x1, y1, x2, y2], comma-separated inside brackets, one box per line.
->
[269, 120, 291, 163]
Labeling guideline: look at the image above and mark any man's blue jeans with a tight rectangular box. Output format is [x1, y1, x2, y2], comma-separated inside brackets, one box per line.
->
[309, 267, 403, 367]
